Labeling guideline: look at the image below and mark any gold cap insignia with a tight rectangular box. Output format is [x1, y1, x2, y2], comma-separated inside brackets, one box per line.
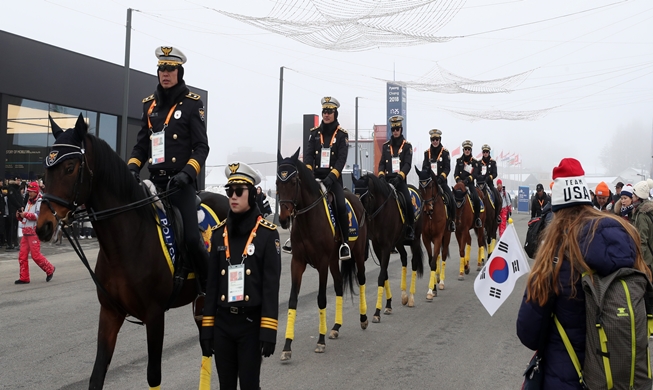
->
[48, 151, 59, 164]
[281, 171, 288, 179]
[161, 47, 173, 56]
[228, 163, 240, 174]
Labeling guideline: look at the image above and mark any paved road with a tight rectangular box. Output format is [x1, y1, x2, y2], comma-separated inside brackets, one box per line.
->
[0, 214, 535, 389]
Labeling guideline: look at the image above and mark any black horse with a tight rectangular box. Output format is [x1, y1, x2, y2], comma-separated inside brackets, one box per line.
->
[354, 173, 423, 323]
[35, 114, 228, 389]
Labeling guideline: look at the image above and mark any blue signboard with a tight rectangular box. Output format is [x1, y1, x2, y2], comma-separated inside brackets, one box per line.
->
[387, 83, 407, 139]
[518, 186, 530, 213]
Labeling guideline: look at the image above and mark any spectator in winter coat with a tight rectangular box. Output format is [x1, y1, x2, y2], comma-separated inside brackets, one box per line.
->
[632, 181, 653, 272]
[612, 181, 624, 204]
[496, 179, 512, 237]
[517, 158, 649, 390]
[530, 183, 550, 218]
[592, 181, 613, 211]
[614, 184, 634, 222]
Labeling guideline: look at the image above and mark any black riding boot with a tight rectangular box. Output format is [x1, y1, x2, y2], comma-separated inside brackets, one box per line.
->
[405, 204, 415, 241]
[338, 210, 351, 260]
[190, 239, 209, 292]
[447, 199, 456, 232]
[469, 186, 482, 228]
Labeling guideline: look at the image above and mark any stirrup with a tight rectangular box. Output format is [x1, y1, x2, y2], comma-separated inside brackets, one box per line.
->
[282, 238, 292, 254]
[339, 243, 351, 261]
[448, 220, 456, 232]
[475, 218, 483, 228]
[496, 216, 502, 224]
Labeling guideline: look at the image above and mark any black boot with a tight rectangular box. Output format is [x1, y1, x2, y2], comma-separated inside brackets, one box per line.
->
[473, 197, 482, 228]
[192, 240, 210, 292]
[338, 211, 351, 260]
[448, 219, 456, 232]
[405, 223, 415, 240]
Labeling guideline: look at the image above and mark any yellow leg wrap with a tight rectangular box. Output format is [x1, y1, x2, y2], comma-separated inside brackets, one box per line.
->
[459, 256, 465, 274]
[285, 309, 297, 340]
[410, 271, 417, 295]
[429, 270, 436, 290]
[440, 260, 446, 282]
[335, 296, 343, 325]
[376, 286, 384, 310]
[150, 387, 160, 390]
[465, 244, 471, 264]
[198, 356, 212, 390]
[401, 266, 407, 292]
[359, 284, 367, 315]
[435, 254, 441, 274]
[319, 308, 327, 335]
[490, 239, 496, 254]
[384, 279, 392, 300]
[478, 246, 485, 266]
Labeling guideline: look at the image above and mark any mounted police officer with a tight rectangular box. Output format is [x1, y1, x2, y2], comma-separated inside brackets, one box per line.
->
[379, 115, 415, 240]
[303, 96, 351, 260]
[127, 46, 210, 288]
[477, 144, 498, 191]
[422, 129, 456, 232]
[200, 161, 281, 390]
[454, 140, 483, 228]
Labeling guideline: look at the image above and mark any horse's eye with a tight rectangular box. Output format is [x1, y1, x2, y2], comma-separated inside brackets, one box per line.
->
[66, 165, 74, 174]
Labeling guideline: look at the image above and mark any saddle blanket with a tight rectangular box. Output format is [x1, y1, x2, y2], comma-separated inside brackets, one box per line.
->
[324, 197, 359, 242]
[396, 187, 422, 224]
[154, 203, 221, 276]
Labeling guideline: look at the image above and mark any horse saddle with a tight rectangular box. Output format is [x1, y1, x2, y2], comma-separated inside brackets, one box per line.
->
[321, 187, 359, 242]
[477, 183, 496, 209]
[394, 185, 422, 224]
[455, 187, 485, 213]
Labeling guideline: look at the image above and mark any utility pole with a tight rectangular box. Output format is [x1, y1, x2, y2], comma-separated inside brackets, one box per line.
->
[119, 8, 132, 160]
[274, 66, 284, 224]
[354, 97, 359, 179]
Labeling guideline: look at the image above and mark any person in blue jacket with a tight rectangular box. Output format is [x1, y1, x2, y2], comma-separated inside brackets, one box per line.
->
[516, 158, 651, 389]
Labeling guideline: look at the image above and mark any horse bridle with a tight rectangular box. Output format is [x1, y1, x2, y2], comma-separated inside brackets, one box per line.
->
[277, 164, 326, 218]
[419, 179, 436, 218]
[359, 181, 393, 220]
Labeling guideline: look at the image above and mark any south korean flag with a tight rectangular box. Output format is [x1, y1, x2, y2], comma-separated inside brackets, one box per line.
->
[474, 223, 530, 316]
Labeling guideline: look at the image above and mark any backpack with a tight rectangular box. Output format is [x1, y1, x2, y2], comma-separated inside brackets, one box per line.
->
[555, 267, 653, 390]
[524, 216, 547, 258]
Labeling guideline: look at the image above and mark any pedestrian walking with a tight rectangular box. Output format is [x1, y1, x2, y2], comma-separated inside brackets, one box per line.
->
[496, 179, 512, 236]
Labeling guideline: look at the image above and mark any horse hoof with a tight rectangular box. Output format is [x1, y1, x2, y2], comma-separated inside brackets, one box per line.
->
[426, 290, 434, 301]
[439, 282, 445, 290]
[372, 316, 381, 323]
[280, 350, 292, 362]
[476, 265, 482, 271]
[464, 268, 470, 275]
[361, 320, 369, 330]
[408, 294, 415, 307]
[401, 291, 408, 306]
[315, 343, 326, 353]
[329, 330, 339, 339]
[383, 307, 393, 315]
[458, 274, 465, 281]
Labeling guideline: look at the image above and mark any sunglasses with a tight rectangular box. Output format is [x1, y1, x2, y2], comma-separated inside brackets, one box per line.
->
[158, 64, 179, 72]
[430, 137, 441, 141]
[226, 187, 247, 198]
[392, 128, 401, 132]
[483, 150, 490, 153]
[463, 147, 471, 151]
[322, 109, 335, 115]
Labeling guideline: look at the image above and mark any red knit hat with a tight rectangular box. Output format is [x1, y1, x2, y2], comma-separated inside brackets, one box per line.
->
[27, 181, 40, 193]
[551, 158, 593, 212]
[496, 179, 502, 185]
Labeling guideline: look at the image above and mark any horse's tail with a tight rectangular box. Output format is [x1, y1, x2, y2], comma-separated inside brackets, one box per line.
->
[413, 219, 424, 278]
[341, 254, 358, 298]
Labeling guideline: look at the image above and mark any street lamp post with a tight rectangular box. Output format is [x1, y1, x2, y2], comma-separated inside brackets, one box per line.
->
[274, 66, 284, 224]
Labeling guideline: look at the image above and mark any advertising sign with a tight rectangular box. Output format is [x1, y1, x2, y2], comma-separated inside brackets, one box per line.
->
[518, 186, 530, 213]
[386, 83, 407, 139]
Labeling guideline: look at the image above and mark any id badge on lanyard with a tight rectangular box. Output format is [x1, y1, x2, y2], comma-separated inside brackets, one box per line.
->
[464, 164, 473, 174]
[431, 162, 437, 172]
[392, 157, 401, 173]
[227, 264, 245, 302]
[320, 148, 331, 169]
[481, 165, 487, 175]
[151, 132, 165, 165]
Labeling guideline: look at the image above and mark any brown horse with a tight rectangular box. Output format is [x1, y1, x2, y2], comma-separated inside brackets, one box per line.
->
[35, 114, 229, 389]
[416, 167, 451, 296]
[276, 149, 368, 362]
[477, 183, 502, 254]
[353, 173, 424, 322]
[451, 181, 486, 280]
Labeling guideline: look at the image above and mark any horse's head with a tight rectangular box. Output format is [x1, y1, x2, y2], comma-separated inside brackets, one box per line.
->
[416, 166, 438, 215]
[452, 181, 467, 203]
[276, 148, 302, 229]
[36, 114, 91, 241]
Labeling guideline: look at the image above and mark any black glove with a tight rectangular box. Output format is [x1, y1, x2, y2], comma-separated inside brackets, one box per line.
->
[322, 176, 334, 190]
[260, 341, 275, 357]
[436, 175, 446, 185]
[200, 339, 213, 357]
[390, 177, 401, 187]
[130, 170, 140, 184]
[466, 176, 473, 185]
[485, 176, 493, 184]
[171, 171, 192, 188]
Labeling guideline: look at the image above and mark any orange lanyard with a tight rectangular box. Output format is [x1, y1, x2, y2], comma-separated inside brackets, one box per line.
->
[390, 140, 406, 157]
[223, 216, 262, 263]
[147, 101, 178, 132]
[319, 129, 338, 148]
[428, 147, 443, 162]
[538, 199, 545, 209]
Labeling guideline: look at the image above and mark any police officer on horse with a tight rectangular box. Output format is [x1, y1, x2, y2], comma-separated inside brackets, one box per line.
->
[421, 128, 456, 232]
[128, 46, 210, 288]
[201, 161, 281, 390]
[379, 115, 415, 240]
[454, 140, 483, 228]
[303, 96, 351, 260]
[478, 144, 501, 223]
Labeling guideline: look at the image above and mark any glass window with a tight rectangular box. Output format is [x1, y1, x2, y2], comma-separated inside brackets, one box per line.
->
[99, 113, 118, 151]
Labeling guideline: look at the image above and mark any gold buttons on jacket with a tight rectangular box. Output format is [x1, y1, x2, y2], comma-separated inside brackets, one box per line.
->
[246, 269, 251, 275]
[221, 295, 225, 301]
[148, 158, 152, 163]
[173, 134, 178, 140]
[221, 269, 225, 276]
[245, 295, 250, 302]
[149, 135, 153, 140]
[171, 157, 176, 163]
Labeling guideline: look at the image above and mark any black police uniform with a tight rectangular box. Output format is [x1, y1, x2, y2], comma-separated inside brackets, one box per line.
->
[454, 154, 482, 227]
[128, 81, 210, 287]
[201, 207, 281, 390]
[378, 135, 415, 237]
[477, 156, 498, 189]
[304, 123, 350, 246]
[422, 145, 456, 229]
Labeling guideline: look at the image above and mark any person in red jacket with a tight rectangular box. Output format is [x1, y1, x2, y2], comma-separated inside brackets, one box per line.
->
[15, 182, 55, 284]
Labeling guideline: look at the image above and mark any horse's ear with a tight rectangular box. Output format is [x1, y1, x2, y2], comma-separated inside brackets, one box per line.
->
[291, 147, 300, 162]
[73, 113, 88, 140]
[277, 150, 284, 164]
[415, 165, 421, 176]
[49, 115, 64, 139]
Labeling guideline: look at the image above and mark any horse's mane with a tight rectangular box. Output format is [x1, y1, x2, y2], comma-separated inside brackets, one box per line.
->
[366, 173, 391, 198]
[295, 160, 322, 195]
[86, 134, 151, 217]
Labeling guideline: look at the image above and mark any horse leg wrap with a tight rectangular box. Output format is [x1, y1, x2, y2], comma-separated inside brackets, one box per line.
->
[459, 257, 465, 274]
[335, 296, 343, 326]
[489, 239, 496, 254]
[465, 245, 471, 264]
[410, 271, 417, 295]
[429, 271, 436, 290]
[319, 308, 327, 336]
[376, 286, 384, 310]
[401, 266, 407, 292]
[285, 309, 297, 341]
[149, 387, 161, 390]
[359, 285, 367, 314]
[478, 246, 485, 266]
[198, 356, 212, 390]
[440, 260, 446, 282]
[384, 279, 392, 300]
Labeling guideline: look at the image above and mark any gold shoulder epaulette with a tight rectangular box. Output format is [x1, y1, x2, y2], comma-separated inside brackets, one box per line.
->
[142, 94, 155, 103]
[259, 219, 277, 230]
[337, 127, 348, 134]
[185, 92, 201, 100]
[443, 148, 449, 152]
[310, 126, 319, 132]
